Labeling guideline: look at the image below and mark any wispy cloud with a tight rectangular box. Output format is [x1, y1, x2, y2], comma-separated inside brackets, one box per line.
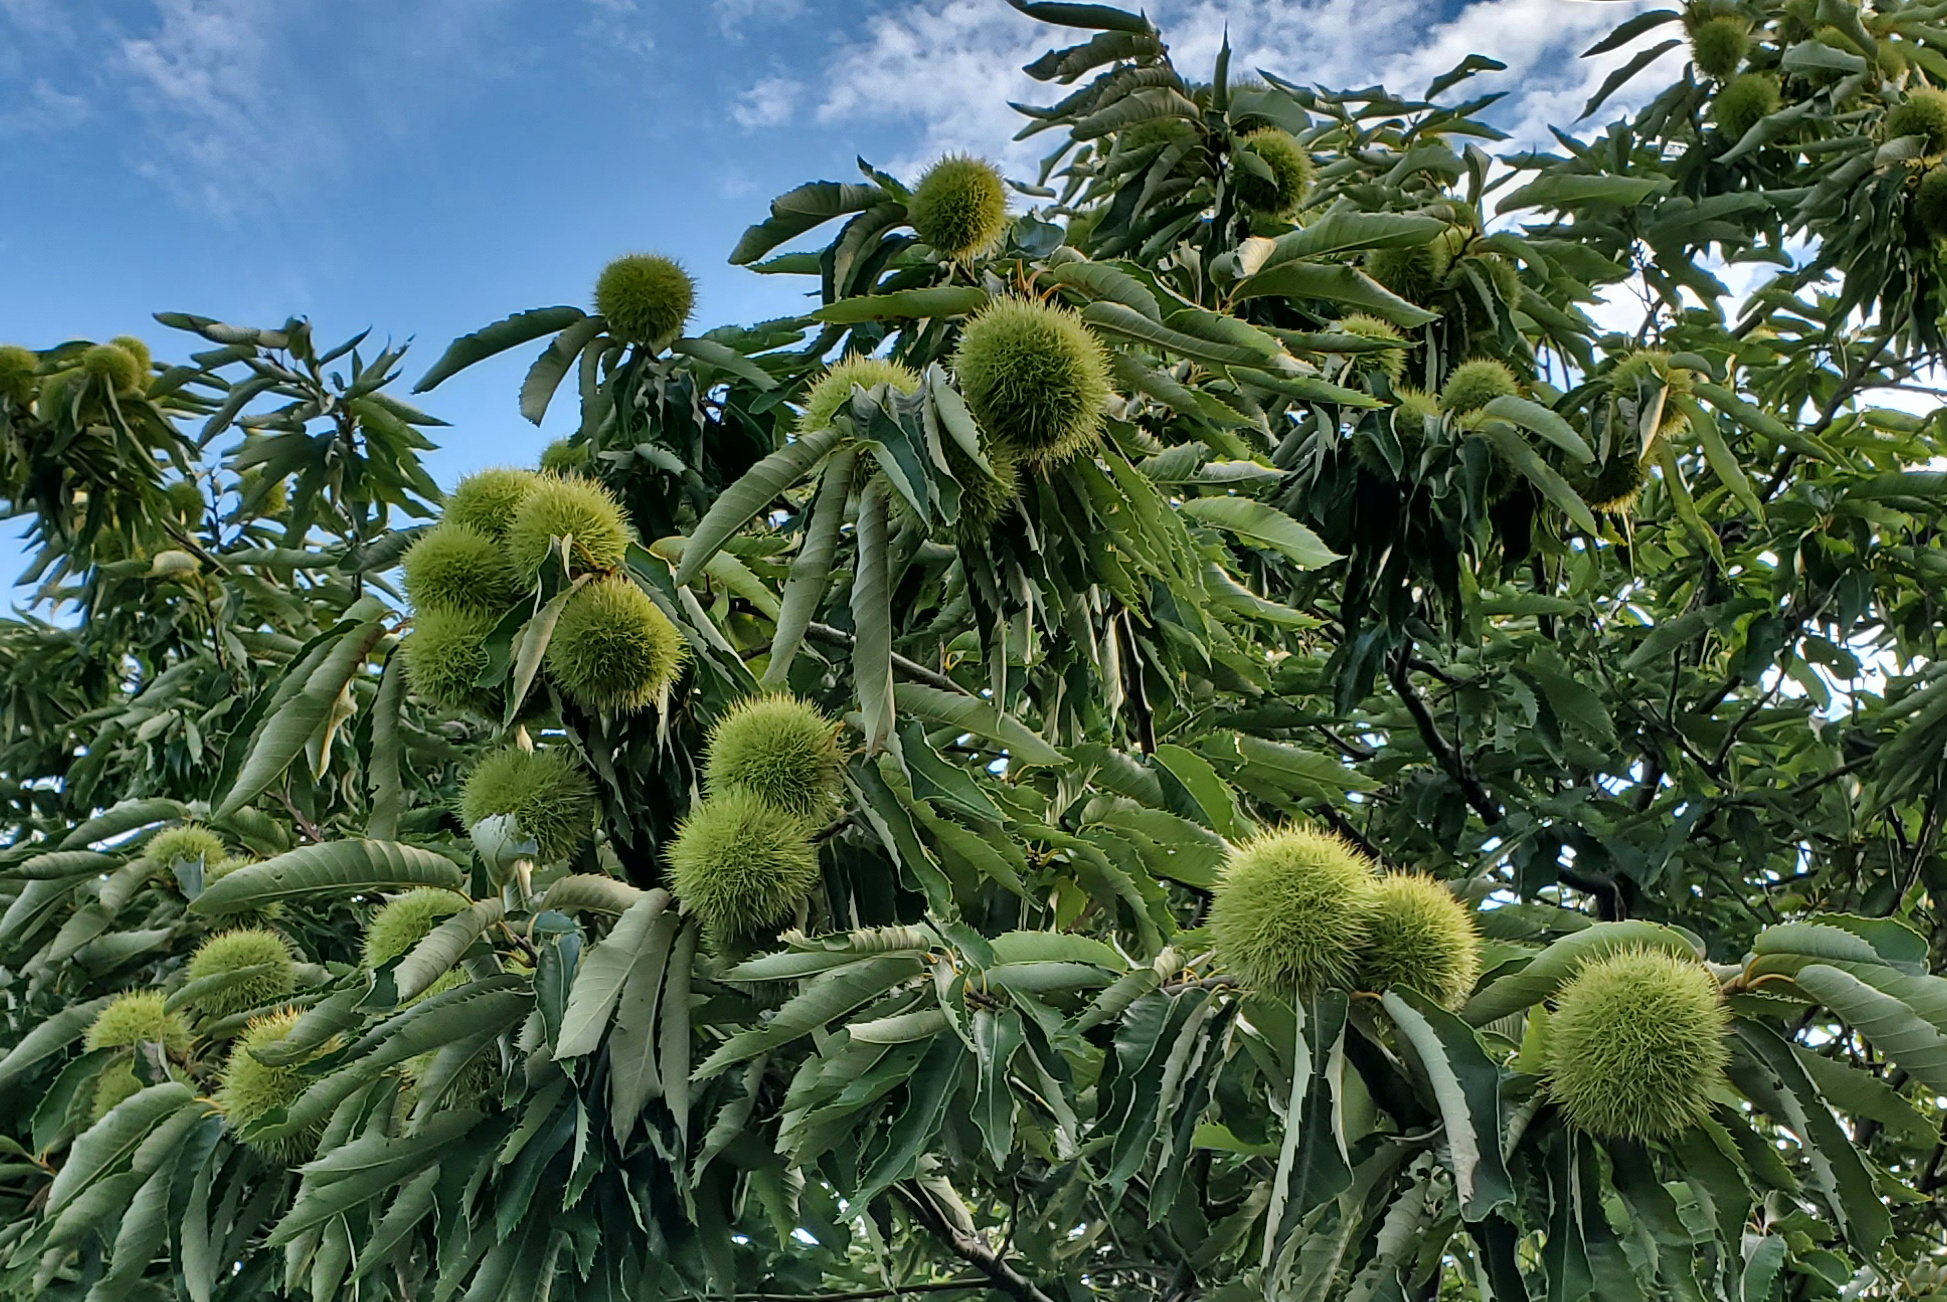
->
[116, 0, 322, 216]
[734, 75, 802, 130]
[788, 0, 1669, 182]
[581, 0, 654, 59]
[0, 77, 88, 135]
[715, 0, 805, 42]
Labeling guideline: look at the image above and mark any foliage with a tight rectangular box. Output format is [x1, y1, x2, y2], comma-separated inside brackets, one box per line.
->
[1, 1, 1947, 1300]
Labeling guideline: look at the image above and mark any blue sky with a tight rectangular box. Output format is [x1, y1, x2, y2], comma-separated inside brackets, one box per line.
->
[0, 0, 1660, 587]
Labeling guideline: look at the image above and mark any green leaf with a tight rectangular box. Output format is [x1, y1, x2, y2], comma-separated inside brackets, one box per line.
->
[1047, 260, 1161, 320]
[45, 1083, 197, 1216]
[269, 1110, 482, 1245]
[1791, 962, 1947, 1094]
[89, 1161, 173, 1302]
[504, 585, 573, 726]
[674, 426, 842, 586]
[190, 840, 465, 915]
[555, 889, 673, 1059]
[660, 919, 699, 1145]
[1578, 38, 1685, 119]
[1581, 9, 1680, 56]
[1732, 1022, 1892, 1255]
[812, 287, 990, 324]
[850, 1034, 965, 1206]
[59, 799, 189, 851]
[3, 849, 116, 881]
[1152, 744, 1243, 838]
[1676, 395, 1764, 518]
[164, 964, 291, 1017]
[1476, 421, 1602, 535]
[1480, 395, 1594, 462]
[1461, 921, 1697, 1024]
[0, 994, 114, 1090]
[1180, 496, 1341, 568]
[541, 873, 648, 916]
[394, 898, 505, 1002]
[414, 306, 588, 393]
[1383, 990, 1515, 1220]
[1006, 0, 1155, 35]
[852, 477, 896, 757]
[217, 607, 388, 818]
[366, 651, 406, 841]
[609, 910, 682, 1144]
[1082, 301, 1284, 367]
[1792, 1044, 1934, 1143]
[971, 1008, 1026, 1165]
[893, 683, 1066, 767]
[519, 315, 604, 425]
[346, 1167, 440, 1285]
[730, 181, 890, 266]
[671, 336, 779, 390]
[1261, 211, 1451, 264]
[1230, 263, 1440, 327]
[1500, 171, 1670, 211]
[695, 955, 926, 1078]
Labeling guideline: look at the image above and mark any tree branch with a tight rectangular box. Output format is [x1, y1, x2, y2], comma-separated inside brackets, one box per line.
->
[897, 1183, 1057, 1302]
[804, 623, 972, 696]
[1390, 647, 1501, 825]
[1315, 804, 1392, 868]
[1759, 333, 1892, 504]
[682, 1281, 990, 1302]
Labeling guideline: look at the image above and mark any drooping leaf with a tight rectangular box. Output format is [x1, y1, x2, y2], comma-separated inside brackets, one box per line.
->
[190, 840, 466, 915]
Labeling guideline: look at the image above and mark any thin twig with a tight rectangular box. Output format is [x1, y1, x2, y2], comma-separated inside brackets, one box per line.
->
[1316, 804, 1392, 867]
[897, 1182, 1056, 1302]
[1759, 334, 1892, 504]
[804, 624, 972, 696]
[677, 1280, 991, 1302]
[1390, 646, 1501, 826]
[277, 789, 325, 844]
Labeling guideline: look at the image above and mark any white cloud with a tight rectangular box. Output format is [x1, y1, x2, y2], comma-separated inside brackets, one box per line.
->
[796, 0, 1671, 180]
[0, 77, 89, 135]
[581, 0, 654, 59]
[104, 0, 523, 217]
[118, 0, 319, 216]
[734, 75, 803, 130]
[716, 0, 804, 41]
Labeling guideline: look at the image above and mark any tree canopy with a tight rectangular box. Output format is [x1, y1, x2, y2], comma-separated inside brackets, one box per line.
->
[2, 1, 1947, 1299]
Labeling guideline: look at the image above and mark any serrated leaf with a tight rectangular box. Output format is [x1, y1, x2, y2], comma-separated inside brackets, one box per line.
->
[414, 307, 587, 393]
[893, 682, 1065, 766]
[1383, 990, 1514, 1220]
[1180, 496, 1340, 567]
[1480, 395, 1594, 462]
[852, 478, 896, 757]
[395, 899, 504, 1002]
[190, 840, 465, 915]
[520, 315, 604, 425]
[763, 448, 857, 689]
[556, 890, 673, 1059]
[813, 286, 990, 324]
[46, 1083, 196, 1216]
[608, 911, 681, 1143]
[674, 426, 842, 586]
[1262, 211, 1451, 265]
[730, 181, 891, 265]
[218, 608, 388, 818]
[1230, 263, 1439, 327]
[1461, 921, 1697, 1025]
[695, 955, 926, 1078]
[541, 874, 648, 915]
[1476, 421, 1602, 535]
[0, 994, 114, 1090]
